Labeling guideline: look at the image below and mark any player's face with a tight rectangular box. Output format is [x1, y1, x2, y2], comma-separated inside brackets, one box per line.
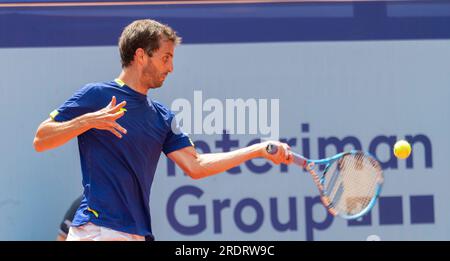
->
[143, 39, 175, 89]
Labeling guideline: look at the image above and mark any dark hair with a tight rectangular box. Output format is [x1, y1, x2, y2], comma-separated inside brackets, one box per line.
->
[118, 19, 181, 68]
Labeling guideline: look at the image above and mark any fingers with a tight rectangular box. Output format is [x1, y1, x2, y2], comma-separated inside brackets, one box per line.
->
[108, 127, 123, 138]
[286, 152, 294, 164]
[111, 110, 125, 120]
[265, 141, 293, 165]
[275, 149, 286, 165]
[113, 122, 127, 135]
[107, 96, 117, 109]
[109, 100, 127, 113]
[281, 144, 293, 165]
[277, 144, 292, 165]
[92, 98, 128, 138]
[105, 96, 126, 113]
[107, 123, 127, 138]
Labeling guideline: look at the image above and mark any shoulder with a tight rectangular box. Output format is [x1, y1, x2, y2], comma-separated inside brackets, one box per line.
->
[78, 82, 110, 95]
[151, 100, 174, 120]
[70, 82, 103, 100]
[73, 82, 114, 105]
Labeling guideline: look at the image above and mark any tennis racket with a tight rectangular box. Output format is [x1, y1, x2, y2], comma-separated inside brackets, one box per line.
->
[266, 144, 384, 220]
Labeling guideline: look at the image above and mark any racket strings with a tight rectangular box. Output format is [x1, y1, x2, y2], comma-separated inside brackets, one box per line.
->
[324, 153, 383, 216]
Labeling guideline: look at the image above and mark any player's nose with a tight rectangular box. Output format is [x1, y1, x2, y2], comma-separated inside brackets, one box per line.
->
[167, 60, 174, 73]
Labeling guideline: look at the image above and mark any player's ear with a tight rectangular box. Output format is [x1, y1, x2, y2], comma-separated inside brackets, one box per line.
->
[134, 48, 146, 64]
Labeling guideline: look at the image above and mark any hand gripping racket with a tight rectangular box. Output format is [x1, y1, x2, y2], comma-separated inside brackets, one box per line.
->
[266, 144, 384, 220]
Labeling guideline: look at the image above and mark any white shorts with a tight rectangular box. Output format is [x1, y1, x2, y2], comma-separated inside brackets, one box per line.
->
[66, 222, 145, 241]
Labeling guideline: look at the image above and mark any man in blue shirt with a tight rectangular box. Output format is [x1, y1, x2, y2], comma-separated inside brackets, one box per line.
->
[33, 19, 293, 241]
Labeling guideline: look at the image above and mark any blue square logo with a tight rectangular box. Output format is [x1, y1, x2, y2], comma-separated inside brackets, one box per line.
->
[410, 195, 435, 224]
[379, 196, 403, 225]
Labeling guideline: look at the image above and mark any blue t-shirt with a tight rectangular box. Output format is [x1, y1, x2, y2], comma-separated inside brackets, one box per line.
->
[51, 80, 193, 238]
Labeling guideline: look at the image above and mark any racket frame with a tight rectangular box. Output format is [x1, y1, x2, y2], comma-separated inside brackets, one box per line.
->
[266, 144, 383, 220]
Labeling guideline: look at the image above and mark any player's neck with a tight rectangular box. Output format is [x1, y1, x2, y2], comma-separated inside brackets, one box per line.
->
[117, 69, 148, 96]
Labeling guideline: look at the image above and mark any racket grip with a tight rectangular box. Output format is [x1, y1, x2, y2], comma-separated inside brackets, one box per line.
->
[265, 143, 308, 168]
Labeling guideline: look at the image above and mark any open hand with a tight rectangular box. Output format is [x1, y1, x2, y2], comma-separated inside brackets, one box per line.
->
[86, 96, 127, 138]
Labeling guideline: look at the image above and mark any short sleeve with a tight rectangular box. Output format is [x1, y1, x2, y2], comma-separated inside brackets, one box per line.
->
[162, 111, 194, 155]
[50, 84, 98, 122]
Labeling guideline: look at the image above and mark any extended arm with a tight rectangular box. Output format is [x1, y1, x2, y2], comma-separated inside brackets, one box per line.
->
[167, 141, 292, 179]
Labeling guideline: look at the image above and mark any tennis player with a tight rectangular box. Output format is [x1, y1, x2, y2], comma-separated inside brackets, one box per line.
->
[33, 19, 293, 241]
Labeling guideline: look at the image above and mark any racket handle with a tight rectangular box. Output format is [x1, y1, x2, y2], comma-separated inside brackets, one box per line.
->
[265, 143, 308, 168]
[265, 143, 279, 155]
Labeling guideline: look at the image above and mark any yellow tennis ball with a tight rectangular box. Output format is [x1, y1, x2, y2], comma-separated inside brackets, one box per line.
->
[394, 140, 411, 159]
